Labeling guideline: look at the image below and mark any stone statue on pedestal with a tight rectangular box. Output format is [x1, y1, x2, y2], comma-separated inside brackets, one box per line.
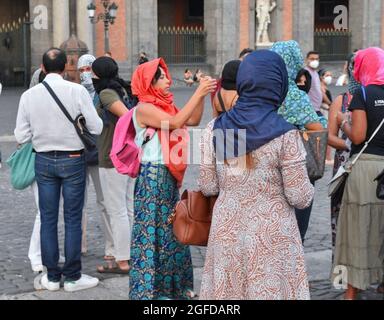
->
[256, 0, 277, 45]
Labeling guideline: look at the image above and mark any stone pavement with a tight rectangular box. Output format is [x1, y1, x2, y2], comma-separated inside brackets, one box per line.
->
[0, 87, 383, 300]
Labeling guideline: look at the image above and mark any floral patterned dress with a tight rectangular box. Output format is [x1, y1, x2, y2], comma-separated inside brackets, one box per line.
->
[129, 163, 194, 300]
[198, 121, 314, 300]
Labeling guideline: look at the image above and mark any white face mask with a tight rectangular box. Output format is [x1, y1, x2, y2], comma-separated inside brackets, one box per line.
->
[80, 71, 93, 85]
[309, 60, 320, 69]
[324, 76, 332, 85]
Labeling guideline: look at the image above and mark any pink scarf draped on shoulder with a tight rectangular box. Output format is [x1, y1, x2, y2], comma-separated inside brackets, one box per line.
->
[354, 47, 384, 86]
[131, 58, 189, 186]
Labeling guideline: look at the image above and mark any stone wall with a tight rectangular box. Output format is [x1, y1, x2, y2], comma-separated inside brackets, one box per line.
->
[29, 0, 53, 72]
[205, 0, 241, 76]
[125, 0, 158, 77]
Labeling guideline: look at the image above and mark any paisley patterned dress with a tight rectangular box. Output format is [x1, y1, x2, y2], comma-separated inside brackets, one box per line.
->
[129, 163, 193, 300]
[198, 121, 314, 300]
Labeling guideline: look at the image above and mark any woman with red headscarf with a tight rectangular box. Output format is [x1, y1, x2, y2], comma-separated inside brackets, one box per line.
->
[333, 47, 384, 300]
[129, 58, 216, 300]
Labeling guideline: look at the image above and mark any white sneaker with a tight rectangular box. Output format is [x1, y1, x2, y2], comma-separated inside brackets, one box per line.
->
[64, 274, 99, 292]
[31, 264, 44, 273]
[40, 274, 60, 291]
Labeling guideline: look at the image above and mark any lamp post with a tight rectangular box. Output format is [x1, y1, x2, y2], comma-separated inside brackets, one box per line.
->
[87, 1, 118, 53]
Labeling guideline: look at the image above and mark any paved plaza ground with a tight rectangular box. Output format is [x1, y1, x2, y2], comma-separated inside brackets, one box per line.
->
[0, 87, 382, 300]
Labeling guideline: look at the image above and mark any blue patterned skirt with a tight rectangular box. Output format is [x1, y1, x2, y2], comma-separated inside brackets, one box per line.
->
[129, 163, 194, 300]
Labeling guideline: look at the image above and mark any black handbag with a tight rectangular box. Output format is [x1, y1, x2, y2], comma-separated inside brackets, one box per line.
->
[42, 81, 98, 164]
[374, 170, 384, 200]
[300, 130, 329, 182]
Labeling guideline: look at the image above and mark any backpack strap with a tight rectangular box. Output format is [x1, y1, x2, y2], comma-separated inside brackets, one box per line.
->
[361, 86, 367, 103]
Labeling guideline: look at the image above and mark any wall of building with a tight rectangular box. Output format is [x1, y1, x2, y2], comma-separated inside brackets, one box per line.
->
[205, 0, 241, 76]
[95, 0, 127, 61]
[125, 0, 158, 76]
[29, 0, 52, 72]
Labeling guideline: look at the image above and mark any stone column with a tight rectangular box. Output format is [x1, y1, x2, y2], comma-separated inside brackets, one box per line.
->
[205, 0, 241, 76]
[267, 0, 283, 43]
[125, 0, 158, 77]
[52, 0, 69, 47]
[350, 0, 382, 50]
[29, 0, 53, 70]
[77, 0, 94, 54]
[293, 0, 315, 55]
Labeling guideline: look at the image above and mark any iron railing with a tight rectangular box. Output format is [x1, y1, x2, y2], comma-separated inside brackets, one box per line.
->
[158, 26, 207, 64]
[314, 29, 352, 61]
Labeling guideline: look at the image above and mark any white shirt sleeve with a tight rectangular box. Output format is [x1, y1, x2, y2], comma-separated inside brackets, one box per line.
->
[78, 86, 103, 135]
[14, 93, 32, 144]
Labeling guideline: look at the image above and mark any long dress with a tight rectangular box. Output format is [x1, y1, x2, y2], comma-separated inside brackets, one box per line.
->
[129, 163, 194, 300]
[198, 121, 314, 300]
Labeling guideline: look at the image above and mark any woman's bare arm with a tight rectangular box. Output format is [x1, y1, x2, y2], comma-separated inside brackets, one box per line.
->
[328, 95, 349, 150]
[137, 78, 216, 130]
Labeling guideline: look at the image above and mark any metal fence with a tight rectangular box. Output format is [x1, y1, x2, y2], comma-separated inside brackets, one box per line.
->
[314, 29, 352, 61]
[158, 26, 207, 64]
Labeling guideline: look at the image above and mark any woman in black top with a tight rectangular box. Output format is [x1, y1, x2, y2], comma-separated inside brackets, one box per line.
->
[334, 47, 384, 300]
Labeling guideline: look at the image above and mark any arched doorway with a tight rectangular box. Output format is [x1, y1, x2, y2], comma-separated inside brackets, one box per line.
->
[314, 0, 351, 61]
[0, 0, 30, 87]
[158, 0, 206, 64]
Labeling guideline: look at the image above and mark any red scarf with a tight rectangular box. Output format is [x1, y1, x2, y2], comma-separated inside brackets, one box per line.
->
[131, 58, 189, 186]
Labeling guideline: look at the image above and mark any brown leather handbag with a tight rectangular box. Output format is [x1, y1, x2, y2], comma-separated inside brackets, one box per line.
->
[170, 190, 218, 247]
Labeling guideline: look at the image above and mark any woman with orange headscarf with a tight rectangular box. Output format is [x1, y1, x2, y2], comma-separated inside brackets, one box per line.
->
[129, 58, 216, 300]
[333, 47, 384, 299]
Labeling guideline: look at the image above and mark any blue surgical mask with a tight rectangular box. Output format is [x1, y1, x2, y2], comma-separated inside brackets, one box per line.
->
[80, 71, 93, 85]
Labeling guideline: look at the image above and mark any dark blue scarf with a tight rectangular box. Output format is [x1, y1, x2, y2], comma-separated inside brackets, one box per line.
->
[213, 50, 295, 161]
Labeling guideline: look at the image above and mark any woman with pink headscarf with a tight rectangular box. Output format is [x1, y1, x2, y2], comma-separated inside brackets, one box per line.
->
[333, 47, 384, 299]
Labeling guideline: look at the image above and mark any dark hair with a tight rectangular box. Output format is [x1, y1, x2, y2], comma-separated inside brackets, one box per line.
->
[306, 51, 319, 58]
[38, 69, 46, 83]
[221, 60, 241, 91]
[185, 68, 190, 73]
[295, 68, 312, 93]
[153, 66, 162, 83]
[239, 48, 253, 59]
[318, 69, 329, 78]
[42, 48, 67, 73]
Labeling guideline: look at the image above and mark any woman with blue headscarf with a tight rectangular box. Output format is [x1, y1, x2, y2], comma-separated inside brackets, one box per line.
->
[198, 50, 314, 300]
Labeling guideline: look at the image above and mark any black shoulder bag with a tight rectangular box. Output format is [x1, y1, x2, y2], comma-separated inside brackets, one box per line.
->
[42, 81, 99, 165]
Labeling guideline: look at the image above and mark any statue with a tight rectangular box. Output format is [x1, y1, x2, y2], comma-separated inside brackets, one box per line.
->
[256, 0, 277, 45]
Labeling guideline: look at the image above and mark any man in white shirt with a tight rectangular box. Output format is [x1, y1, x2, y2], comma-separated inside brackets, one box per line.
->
[14, 48, 103, 292]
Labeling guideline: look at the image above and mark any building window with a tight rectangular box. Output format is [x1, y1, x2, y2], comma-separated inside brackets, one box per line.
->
[187, 0, 204, 20]
[315, 0, 349, 28]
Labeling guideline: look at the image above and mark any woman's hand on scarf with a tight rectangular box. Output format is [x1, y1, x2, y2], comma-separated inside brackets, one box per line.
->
[195, 76, 217, 98]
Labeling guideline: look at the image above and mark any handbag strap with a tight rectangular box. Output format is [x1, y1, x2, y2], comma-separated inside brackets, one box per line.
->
[350, 87, 384, 166]
[217, 90, 227, 113]
[42, 81, 74, 124]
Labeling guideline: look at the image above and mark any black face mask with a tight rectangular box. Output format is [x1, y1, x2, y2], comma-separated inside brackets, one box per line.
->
[297, 84, 310, 94]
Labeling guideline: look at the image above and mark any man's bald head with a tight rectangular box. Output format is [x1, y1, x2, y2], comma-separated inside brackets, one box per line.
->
[42, 47, 67, 74]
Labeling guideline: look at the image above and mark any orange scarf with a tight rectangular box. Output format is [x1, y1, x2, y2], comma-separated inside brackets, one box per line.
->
[131, 58, 189, 186]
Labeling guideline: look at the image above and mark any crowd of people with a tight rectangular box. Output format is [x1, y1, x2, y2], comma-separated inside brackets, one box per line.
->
[10, 40, 384, 300]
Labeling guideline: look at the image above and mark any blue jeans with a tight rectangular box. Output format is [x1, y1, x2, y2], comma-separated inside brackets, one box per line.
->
[35, 152, 86, 282]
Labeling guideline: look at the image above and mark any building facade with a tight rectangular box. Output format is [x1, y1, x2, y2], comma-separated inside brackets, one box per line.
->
[1, 0, 384, 86]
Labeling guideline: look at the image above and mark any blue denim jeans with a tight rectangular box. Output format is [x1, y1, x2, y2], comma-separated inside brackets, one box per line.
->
[35, 152, 86, 282]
